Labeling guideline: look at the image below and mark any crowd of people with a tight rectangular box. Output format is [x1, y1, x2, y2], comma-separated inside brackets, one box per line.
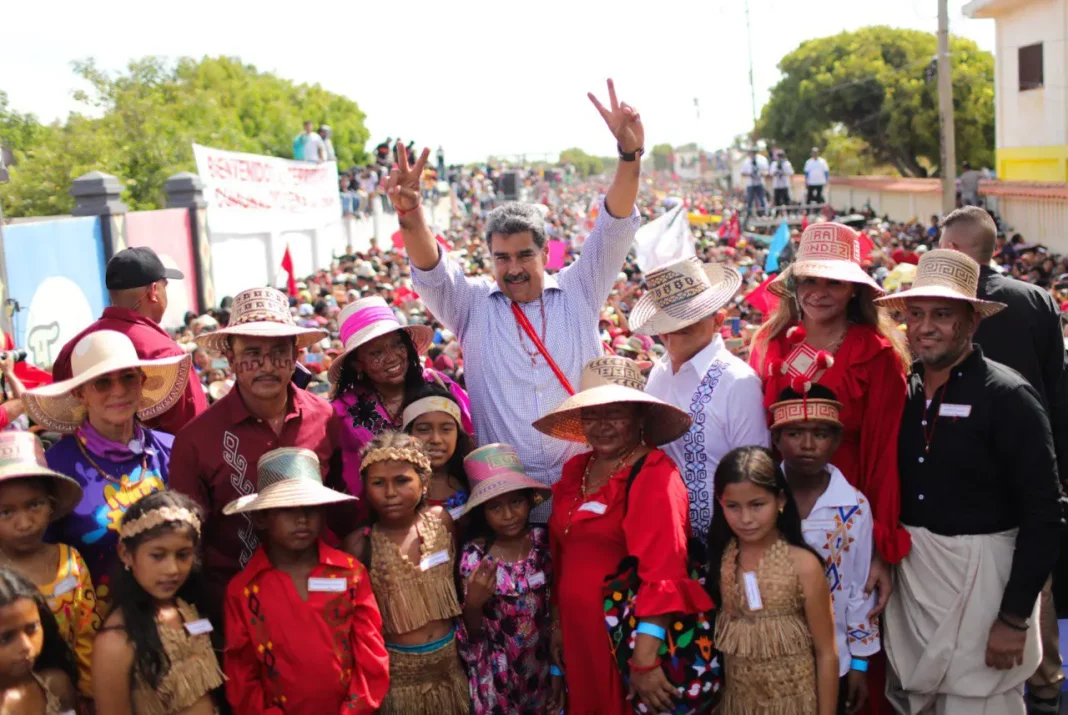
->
[0, 79, 1065, 715]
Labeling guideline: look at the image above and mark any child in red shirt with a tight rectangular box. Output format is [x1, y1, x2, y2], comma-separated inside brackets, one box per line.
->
[223, 447, 389, 714]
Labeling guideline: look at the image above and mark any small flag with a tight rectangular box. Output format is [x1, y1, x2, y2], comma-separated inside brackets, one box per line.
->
[764, 221, 791, 273]
[744, 273, 780, 316]
[801, 213, 809, 231]
[281, 244, 297, 297]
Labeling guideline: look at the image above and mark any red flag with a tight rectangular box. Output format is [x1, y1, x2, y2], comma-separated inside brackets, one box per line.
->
[718, 218, 730, 239]
[281, 244, 297, 297]
[801, 213, 809, 231]
[391, 230, 405, 252]
[858, 231, 875, 264]
[728, 214, 741, 247]
[743, 273, 780, 317]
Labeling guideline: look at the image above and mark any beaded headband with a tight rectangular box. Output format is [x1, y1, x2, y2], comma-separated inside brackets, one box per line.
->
[360, 446, 432, 475]
[402, 396, 463, 431]
[120, 506, 202, 540]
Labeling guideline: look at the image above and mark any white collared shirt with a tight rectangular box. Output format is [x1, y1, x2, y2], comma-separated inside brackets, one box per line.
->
[645, 334, 769, 538]
[795, 463, 881, 676]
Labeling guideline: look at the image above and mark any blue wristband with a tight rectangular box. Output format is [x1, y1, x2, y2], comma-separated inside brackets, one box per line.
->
[636, 622, 667, 641]
[850, 658, 869, 673]
[549, 665, 564, 677]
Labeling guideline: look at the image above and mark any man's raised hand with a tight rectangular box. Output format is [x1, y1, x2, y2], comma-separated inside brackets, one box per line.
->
[588, 79, 644, 153]
[387, 140, 429, 213]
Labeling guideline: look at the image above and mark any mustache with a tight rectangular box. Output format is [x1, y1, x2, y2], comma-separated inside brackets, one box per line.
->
[505, 274, 530, 284]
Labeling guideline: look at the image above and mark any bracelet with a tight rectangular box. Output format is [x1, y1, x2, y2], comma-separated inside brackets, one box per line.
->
[849, 658, 869, 673]
[997, 613, 1029, 631]
[635, 622, 667, 641]
[549, 665, 564, 677]
[397, 203, 421, 218]
[628, 657, 662, 674]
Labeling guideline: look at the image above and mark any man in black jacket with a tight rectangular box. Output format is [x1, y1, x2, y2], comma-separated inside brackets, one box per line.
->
[940, 206, 1068, 713]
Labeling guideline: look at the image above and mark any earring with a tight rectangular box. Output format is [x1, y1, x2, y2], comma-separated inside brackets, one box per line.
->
[778, 506, 785, 515]
[124, 564, 131, 571]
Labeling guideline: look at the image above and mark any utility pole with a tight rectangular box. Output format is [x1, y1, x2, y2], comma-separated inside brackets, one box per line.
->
[937, 0, 957, 214]
[744, 0, 758, 138]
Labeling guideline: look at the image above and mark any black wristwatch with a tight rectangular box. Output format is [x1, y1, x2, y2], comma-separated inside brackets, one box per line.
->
[618, 144, 645, 162]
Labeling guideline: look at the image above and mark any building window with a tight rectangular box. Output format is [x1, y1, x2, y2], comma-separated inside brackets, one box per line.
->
[1019, 43, 1044, 91]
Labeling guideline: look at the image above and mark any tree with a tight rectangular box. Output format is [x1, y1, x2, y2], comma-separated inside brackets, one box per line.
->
[1, 56, 371, 217]
[758, 27, 994, 177]
[558, 147, 604, 177]
[651, 143, 673, 171]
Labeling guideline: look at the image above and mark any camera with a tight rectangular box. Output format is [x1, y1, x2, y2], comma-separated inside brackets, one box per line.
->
[0, 350, 26, 363]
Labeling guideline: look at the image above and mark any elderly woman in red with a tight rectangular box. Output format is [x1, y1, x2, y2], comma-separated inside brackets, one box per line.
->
[535, 357, 713, 715]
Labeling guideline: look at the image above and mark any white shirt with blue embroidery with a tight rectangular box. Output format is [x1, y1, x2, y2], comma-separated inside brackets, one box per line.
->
[645, 334, 769, 539]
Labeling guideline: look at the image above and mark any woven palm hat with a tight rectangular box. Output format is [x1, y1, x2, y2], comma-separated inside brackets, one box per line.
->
[461, 443, 550, 515]
[770, 399, 844, 430]
[769, 222, 884, 298]
[629, 257, 742, 336]
[195, 287, 327, 353]
[222, 447, 356, 515]
[23, 330, 191, 434]
[532, 356, 692, 445]
[0, 432, 83, 521]
[327, 296, 433, 383]
[873, 249, 1006, 319]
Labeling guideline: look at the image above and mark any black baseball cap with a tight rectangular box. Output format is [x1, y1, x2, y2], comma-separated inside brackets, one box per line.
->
[105, 247, 184, 290]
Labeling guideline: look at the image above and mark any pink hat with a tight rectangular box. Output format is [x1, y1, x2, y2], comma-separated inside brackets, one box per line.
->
[461, 444, 550, 515]
[769, 222, 883, 298]
[328, 296, 434, 383]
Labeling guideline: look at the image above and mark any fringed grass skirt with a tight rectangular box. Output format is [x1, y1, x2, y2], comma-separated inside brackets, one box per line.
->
[380, 629, 470, 715]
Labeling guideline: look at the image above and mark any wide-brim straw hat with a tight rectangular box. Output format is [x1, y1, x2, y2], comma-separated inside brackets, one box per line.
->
[24, 330, 191, 434]
[769, 222, 884, 298]
[461, 443, 551, 515]
[196, 287, 327, 353]
[532, 356, 692, 445]
[223, 447, 356, 515]
[629, 257, 742, 337]
[327, 296, 434, 383]
[0, 432, 83, 521]
[873, 249, 1006, 319]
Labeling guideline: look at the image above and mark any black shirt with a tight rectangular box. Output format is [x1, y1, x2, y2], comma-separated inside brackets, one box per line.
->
[899, 346, 1061, 619]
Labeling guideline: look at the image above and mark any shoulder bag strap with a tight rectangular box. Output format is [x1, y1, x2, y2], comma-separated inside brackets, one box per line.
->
[622, 454, 650, 517]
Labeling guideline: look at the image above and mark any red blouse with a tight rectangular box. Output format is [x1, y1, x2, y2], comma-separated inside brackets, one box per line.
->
[224, 541, 389, 714]
[548, 449, 712, 715]
[753, 324, 911, 564]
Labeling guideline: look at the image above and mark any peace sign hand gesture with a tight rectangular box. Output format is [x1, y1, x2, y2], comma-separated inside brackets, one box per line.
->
[387, 140, 429, 213]
[588, 79, 644, 154]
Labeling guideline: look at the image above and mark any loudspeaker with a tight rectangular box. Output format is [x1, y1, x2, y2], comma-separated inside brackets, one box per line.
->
[499, 171, 519, 200]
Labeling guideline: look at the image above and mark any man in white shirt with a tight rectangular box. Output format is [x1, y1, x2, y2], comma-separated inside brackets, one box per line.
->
[740, 149, 769, 215]
[804, 147, 830, 205]
[301, 120, 326, 163]
[770, 150, 794, 207]
[631, 256, 770, 538]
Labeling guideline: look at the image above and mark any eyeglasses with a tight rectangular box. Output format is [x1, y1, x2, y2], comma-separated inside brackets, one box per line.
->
[87, 370, 143, 394]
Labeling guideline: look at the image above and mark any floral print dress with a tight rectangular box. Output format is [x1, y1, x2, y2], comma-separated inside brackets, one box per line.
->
[457, 527, 552, 715]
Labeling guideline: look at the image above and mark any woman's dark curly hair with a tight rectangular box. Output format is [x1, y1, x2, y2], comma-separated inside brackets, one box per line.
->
[402, 383, 473, 495]
[107, 491, 207, 691]
[330, 330, 425, 401]
[0, 568, 77, 686]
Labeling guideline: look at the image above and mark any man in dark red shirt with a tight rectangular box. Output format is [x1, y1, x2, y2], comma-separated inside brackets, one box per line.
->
[51, 247, 207, 435]
[168, 287, 361, 612]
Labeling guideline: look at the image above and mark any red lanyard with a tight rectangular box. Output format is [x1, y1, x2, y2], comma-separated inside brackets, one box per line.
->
[510, 302, 575, 396]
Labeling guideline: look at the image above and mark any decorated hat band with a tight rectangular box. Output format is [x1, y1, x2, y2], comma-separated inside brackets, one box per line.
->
[402, 396, 463, 431]
[770, 398, 843, 430]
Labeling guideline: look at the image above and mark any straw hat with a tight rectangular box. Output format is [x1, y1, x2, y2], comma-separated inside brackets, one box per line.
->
[769, 222, 883, 298]
[327, 296, 433, 383]
[196, 287, 327, 353]
[629, 257, 742, 337]
[461, 443, 550, 515]
[873, 249, 1006, 318]
[0, 433, 83, 521]
[24, 331, 191, 434]
[770, 384, 844, 430]
[222, 447, 356, 515]
[532, 356, 692, 445]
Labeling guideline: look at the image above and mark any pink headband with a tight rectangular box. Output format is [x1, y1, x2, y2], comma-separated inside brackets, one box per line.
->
[340, 305, 398, 345]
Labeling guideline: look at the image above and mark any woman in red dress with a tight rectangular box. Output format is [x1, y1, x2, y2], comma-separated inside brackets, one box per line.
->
[751, 223, 911, 715]
[535, 357, 712, 715]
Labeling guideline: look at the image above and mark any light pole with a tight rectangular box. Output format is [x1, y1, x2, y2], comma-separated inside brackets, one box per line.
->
[937, 0, 957, 214]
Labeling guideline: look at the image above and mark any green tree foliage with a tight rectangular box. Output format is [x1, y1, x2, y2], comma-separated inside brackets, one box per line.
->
[559, 147, 604, 177]
[0, 56, 369, 217]
[651, 143, 673, 171]
[758, 27, 994, 177]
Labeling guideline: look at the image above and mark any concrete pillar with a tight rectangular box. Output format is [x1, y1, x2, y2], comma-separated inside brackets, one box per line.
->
[164, 172, 216, 313]
[70, 171, 128, 259]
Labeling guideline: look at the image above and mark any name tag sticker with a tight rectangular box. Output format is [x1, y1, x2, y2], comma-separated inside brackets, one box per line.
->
[578, 501, 607, 515]
[420, 550, 450, 571]
[743, 572, 764, 611]
[308, 577, 347, 593]
[803, 518, 837, 532]
[527, 571, 547, 588]
[184, 618, 214, 636]
[448, 506, 466, 521]
[52, 576, 78, 597]
[939, 403, 972, 418]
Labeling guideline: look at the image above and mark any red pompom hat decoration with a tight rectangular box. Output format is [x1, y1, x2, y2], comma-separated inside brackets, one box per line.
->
[786, 324, 807, 345]
[790, 376, 812, 393]
[815, 351, 835, 370]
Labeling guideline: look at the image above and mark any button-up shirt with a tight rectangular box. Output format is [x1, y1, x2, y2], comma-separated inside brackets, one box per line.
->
[645, 335, 770, 538]
[168, 385, 358, 609]
[52, 307, 207, 436]
[898, 346, 1062, 619]
[796, 463, 880, 677]
[411, 198, 640, 522]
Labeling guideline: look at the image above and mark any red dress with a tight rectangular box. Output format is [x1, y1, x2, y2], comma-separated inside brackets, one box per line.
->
[754, 324, 911, 564]
[548, 449, 713, 715]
